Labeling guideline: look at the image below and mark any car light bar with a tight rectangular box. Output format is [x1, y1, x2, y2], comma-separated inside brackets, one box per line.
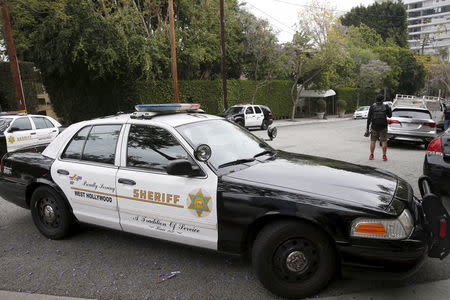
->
[135, 103, 201, 113]
[0, 110, 27, 116]
[350, 209, 414, 240]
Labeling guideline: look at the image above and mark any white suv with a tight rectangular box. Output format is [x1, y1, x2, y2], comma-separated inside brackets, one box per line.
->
[0, 113, 62, 155]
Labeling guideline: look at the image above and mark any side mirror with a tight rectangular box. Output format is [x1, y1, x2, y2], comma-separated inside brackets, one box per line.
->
[167, 159, 194, 176]
[194, 144, 212, 162]
[268, 127, 277, 140]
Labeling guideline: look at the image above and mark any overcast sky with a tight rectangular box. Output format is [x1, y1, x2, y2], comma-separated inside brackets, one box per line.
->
[240, 0, 376, 43]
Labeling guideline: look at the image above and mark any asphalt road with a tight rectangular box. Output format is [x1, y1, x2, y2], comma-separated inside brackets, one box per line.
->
[0, 119, 449, 300]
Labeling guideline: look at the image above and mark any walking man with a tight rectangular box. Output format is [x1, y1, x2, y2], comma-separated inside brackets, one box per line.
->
[365, 94, 392, 161]
[443, 103, 450, 131]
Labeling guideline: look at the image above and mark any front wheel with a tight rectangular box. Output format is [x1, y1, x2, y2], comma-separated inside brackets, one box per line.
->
[252, 220, 336, 299]
[30, 186, 76, 240]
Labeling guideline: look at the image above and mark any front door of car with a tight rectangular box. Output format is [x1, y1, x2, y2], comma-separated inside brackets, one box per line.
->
[31, 116, 59, 144]
[51, 124, 123, 230]
[116, 123, 218, 250]
[244, 106, 256, 126]
[5, 117, 35, 152]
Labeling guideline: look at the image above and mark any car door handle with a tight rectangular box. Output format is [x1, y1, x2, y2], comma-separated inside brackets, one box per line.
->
[30, 132, 36, 135]
[57, 169, 69, 175]
[118, 178, 136, 185]
[52, 130, 57, 133]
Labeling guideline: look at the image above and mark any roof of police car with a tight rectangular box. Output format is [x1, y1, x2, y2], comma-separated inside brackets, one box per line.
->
[97, 112, 223, 127]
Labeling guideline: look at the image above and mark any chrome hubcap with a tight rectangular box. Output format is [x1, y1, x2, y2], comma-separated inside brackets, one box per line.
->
[286, 250, 308, 272]
[43, 205, 55, 223]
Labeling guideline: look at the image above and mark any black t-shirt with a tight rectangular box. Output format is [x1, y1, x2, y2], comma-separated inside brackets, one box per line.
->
[367, 102, 392, 131]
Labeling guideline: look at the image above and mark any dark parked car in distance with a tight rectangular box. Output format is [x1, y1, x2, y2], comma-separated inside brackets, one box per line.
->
[221, 104, 273, 129]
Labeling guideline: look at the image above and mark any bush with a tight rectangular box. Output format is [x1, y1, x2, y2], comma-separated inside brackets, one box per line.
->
[337, 99, 347, 112]
[317, 99, 326, 112]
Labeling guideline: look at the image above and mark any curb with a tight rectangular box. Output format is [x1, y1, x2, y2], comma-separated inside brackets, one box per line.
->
[273, 117, 352, 128]
[0, 291, 92, 300]
[318, 278, 450, 300]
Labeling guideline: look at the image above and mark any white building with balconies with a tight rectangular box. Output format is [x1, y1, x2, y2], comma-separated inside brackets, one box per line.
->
[403, 0, 450, 56]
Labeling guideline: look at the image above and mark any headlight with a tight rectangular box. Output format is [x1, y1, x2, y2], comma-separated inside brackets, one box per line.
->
[350, 209, 414, 240]
[227, 116, 234, 121]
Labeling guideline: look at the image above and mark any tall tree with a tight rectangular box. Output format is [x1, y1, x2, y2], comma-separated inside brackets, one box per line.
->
[341, 1, 408, 48]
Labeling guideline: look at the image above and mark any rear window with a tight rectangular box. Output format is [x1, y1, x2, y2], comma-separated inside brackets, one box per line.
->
[0, 118, 13, 134]
[392, 109, 431, 119]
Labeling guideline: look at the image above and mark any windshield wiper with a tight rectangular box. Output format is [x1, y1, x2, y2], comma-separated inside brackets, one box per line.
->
[218, 158, 255, 169]
[253, 150, 276, 158]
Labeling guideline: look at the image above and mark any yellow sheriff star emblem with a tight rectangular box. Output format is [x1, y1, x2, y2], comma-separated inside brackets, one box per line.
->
[188, 189, 211, 217]
[8, 136, 15, 144]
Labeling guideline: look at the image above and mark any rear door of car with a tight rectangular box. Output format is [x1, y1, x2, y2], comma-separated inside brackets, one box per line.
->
[31, 116, 59, 145]
[389, 109, 436, 134]
[51, 124, 124, 230]
[4, 116, 36, 152]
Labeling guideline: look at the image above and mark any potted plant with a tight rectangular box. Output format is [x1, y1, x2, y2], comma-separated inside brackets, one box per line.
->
[316, 99, 326, 119]
[337, 99, 347, 117]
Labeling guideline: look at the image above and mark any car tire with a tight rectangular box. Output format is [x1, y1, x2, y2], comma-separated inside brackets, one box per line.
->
[252, 220, 336, 299]
[30, 186, 76, 240]
[261, 119, 269, 130]
[236, 119, 245, 128]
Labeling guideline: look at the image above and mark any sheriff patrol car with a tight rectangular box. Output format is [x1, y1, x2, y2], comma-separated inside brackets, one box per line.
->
[0, 104, 448, 299]
[0, 112, 62, 157]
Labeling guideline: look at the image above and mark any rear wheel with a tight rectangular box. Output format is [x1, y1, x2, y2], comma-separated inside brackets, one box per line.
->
[252, 220, 336, 299]
[30, 186, 76, 240]
[261, 119, 269, 130]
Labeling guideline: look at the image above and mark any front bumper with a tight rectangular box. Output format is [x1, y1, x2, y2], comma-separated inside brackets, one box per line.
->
[339, 178, 449, 278]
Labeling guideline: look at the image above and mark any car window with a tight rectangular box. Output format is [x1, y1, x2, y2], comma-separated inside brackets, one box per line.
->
[245, 107, 254, 114]
[32, 117, 48, 129]
[61, 126, 92, 160]
[82, 125, 122, 164]
[392, 109, 431, 119]
[0, 118, 13, 134]
[127, 125, 190, 172]
[224, 106, 243, 114]
[11, 117, 32, 131]
[254, 106, 262, 114]
[43, 118, 55, 128]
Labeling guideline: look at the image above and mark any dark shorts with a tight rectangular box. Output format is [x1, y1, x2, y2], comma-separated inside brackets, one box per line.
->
[371, 128, 388, 142]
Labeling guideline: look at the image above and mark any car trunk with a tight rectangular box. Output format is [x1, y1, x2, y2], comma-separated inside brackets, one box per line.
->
[389, 109, 436, 134]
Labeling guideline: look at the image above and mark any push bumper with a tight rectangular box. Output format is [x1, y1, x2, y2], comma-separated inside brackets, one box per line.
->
[340, 177, 449, 278]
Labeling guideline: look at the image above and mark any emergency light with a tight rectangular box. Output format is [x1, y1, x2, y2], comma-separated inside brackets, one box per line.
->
[0, 110, 27, 116]
[135, 103, 201, 112]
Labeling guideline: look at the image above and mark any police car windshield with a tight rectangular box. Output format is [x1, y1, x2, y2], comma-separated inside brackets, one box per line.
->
[177, 119, 273, 170]
[0, 118, 13, 134]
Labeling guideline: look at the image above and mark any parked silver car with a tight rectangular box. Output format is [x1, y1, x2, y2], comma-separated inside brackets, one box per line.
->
[353, 106, 370, 119]
[388, 107, 437, 146]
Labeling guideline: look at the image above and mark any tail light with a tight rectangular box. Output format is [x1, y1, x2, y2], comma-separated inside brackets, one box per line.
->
[387, 119, 400, 124]
[422, 122, 436, 128]
[439, 218, 447, 239]
[427, 137, 443, 154]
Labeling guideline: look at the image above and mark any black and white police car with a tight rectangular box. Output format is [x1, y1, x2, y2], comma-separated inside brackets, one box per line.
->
[0, 111, 62, 157]
[0, 104, 448, 299]
[221, 104, 273, 129]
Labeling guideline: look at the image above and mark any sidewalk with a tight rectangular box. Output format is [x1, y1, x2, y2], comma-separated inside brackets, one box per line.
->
[0, 291, 91, 300]
[273, 115, 352, 128]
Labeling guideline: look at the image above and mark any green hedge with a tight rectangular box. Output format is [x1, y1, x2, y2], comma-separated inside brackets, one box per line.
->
[335, 87, 379, 111]
[133, 80, 293, 119]
[0, 62, 39, 113]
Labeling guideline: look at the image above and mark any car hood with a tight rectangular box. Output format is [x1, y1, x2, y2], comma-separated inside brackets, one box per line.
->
[222, 151, 400, 213]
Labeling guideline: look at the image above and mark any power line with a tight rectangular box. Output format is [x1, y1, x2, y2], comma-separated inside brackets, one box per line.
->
[245, 3, 297, 34]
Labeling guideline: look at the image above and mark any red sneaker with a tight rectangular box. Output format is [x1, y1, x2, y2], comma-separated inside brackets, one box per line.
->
[382, 155, 388, 161]
[369, 154, 374, 160]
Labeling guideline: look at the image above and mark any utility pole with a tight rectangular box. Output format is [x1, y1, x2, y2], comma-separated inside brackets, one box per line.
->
[168, 0, 180, 103]
[219, 0, 228, 110]
[0, 0, 26, 111]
